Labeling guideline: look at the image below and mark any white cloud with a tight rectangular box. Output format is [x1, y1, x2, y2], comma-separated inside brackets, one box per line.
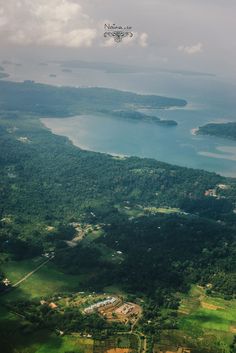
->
[178, 42, 203, 55]
[139, 32, 148, 47]
[0, 0, 97, 47]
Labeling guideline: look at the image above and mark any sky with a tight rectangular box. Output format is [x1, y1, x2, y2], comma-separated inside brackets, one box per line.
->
[0, 0, 236, 75]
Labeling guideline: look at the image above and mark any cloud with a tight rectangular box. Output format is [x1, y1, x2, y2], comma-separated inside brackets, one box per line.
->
[139, 32, 148, 47]
[178, 42, 203, 55]
[0, 0, 97, 47]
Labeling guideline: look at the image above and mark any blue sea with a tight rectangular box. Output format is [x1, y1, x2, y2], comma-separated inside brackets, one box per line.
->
[5, 60, 236, 176]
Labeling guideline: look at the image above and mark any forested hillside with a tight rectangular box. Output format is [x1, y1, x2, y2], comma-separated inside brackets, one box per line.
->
[0, 81, 236, 353]
[198, 122, 236, 141]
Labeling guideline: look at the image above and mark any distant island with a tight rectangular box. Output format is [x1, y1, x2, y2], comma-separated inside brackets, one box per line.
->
[62, 68, 72, 73]
[108, 110, 178, 126]
[197, 122, 236, 140]
[0, 65, 9, 79]
[0, 72, 9, 79]
[1, 60, 21, 66]
[53, 59, 215, 76]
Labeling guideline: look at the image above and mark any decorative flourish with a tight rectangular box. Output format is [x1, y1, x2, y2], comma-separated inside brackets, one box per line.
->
[104, 24, 133, 43]
[104, 31, 133, 43]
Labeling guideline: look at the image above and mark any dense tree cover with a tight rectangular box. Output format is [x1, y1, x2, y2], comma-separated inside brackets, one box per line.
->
[208, 272, 236, 297]
[198, 122, 236, 141]
[0, 80, 236, 353]
[0, 117, 230, 220]
[0, 109, 236, 295]
[140, 300, 178, 336]
[0, 80, 186, 117]
[54, 214, 236, 297]
[180, 197, 233, 219]
[105, 110, 178, 126]
[6, 300, 125, 336]
[230, 336, 236, 353]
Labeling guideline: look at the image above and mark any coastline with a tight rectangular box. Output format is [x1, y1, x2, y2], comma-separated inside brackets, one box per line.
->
[41, 116, 236, 177]
[191, 127, 199, 136]
[41, 118, 130, 160]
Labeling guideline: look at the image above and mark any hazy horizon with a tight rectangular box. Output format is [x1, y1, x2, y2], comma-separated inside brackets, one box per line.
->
[0, 0, 236, 78]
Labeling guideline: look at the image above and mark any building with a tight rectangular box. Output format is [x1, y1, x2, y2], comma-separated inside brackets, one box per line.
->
[2, 278, 11, 286]
[84, 297, 117, 314]
[48, 302, 58, 309]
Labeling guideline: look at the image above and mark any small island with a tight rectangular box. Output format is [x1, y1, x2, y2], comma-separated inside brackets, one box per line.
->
[0, 72, 9, 79]
[62, 68, 72, 73]
[109, 110, 178, 126]
[0, 66, 9, 79]
[197, 122, 236, 140]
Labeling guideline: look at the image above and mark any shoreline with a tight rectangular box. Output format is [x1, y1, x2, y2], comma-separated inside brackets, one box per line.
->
[191, 127, 199, 136]
[41, 118, 130, 160]
[41, 118, 236, 178]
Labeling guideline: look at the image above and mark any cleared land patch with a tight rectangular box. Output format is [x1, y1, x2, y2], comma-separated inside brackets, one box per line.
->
[179, 286, 236, 333]
[201, 302, 224, 311]
[106, 349, 132, 353]
[1, 258, 83, 300]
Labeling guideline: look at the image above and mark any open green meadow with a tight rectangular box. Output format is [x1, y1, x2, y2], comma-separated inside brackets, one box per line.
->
[1, 260, 236, 353]
[177, 286, 236, 352]
[179, 286, 236, 333]
[0, 327, 94, 353]
[34, 335, 93, 353]
[115, 203, 183, 219]
[1, 257, 84, 300]
[155, 286, 236, 352]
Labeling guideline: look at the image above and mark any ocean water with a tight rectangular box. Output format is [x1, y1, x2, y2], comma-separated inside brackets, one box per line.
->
[4, 61, 236, 176]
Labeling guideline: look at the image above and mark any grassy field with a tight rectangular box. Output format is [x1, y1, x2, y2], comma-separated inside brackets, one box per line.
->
[2, 257, 235, 353]
[94, 334, 138, 353]
[144, 207, 182, 214]
[115, 204, 183, 219]
[177, 285, 236, 352]
[0, 257, 131, 353]
[115, 204, 144, 218]
[179, 286, 236, 332]
[0, 329, 94, 353]
[82, 230, 104, 244]
[34, 335, 93, 353]
[1, 257, 84, 300]
[19, 333, 137, 353]
[154, 286, 236, 352]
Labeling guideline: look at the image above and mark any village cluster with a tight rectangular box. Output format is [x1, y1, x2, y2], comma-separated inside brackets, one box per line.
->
[83, 296, 142, 325]
[37, 293, 142, 327]
[204, 183, 229, 197]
